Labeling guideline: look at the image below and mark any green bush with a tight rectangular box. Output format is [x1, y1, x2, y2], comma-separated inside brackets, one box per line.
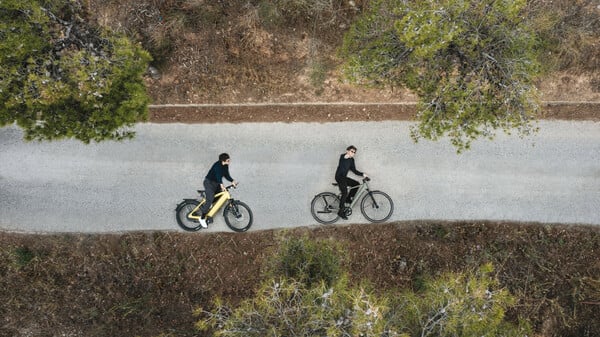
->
[388, 263, 531, 337]
[197, 237, 530, 337]
[197, 263, 531, 337]
[13, 247, 35, 268]
[196, 276, 394, 337]
[264, 236, 344, 288]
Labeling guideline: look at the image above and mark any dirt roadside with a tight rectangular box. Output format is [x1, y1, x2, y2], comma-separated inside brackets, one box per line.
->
[149, 102, 600, 124]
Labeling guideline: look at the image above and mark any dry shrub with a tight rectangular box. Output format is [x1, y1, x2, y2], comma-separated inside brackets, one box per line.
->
[528, 0, 600, 72]
[238, 4, 274, 57]
[1, 222, 599, 336]
[88, 0, 598, 104]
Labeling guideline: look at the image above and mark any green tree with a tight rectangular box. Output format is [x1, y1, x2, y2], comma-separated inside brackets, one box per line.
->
[389, 263, 531, 337]
[196, 238, 530, 336]
[341, 0, 541, 152]
[0, 0, 151, 143]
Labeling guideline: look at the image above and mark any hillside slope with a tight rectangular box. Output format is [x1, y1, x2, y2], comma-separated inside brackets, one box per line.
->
[89, 0, 600, 107]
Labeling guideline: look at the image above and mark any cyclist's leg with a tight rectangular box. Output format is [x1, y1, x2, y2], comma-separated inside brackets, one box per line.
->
[200, 179, 219, 216]
[346, 177, 360, 202]
[336, 177, 349, 216]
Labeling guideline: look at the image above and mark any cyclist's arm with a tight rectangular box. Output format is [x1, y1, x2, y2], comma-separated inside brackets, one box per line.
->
[350, 159, 365, 177]
[222, 165, 236, 188]
[223, 166, 234, 182]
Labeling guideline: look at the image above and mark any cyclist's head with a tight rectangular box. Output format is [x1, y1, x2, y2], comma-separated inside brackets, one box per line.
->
[219, 153, 230, 163]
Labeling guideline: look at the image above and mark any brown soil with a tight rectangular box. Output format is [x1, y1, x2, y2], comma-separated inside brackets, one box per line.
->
[149, 101, 600, 124]
[2, 222, 599, 337]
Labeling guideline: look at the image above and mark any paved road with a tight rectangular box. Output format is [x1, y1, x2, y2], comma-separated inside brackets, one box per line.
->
[1, 121, 599, 233]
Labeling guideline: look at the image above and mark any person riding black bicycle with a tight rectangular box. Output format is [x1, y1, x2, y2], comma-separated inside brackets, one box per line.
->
[199, 153, 237, 228]
[335, 145, 367, 220]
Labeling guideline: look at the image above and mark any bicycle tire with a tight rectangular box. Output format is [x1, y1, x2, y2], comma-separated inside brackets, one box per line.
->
[175, 200, 203, 231]
[360, 190, 394, 223]
[310, 192, 340, 224]
[223, 200, 253, 232]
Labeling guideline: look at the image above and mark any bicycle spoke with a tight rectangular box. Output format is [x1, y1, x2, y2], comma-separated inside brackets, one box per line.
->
[224, 201, 253, 232]
[311, 192, 340, 224]
[176, 200, 202, 231]
[361, 191, 394, 223]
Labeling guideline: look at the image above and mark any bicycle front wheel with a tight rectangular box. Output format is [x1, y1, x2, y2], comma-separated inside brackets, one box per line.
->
[360, 191, 394, 223]
[310, 192, 340, 224]
[175, 200, 202, 231]
[223, 200, 253, 232]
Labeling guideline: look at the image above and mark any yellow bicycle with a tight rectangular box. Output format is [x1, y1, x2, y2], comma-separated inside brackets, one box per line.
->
[175, 184, 253, 232]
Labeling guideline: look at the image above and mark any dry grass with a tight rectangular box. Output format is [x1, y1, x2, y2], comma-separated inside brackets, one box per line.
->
[527, 0, 600, 73]
[86, 0, 599, 104]
[1, 221, 599, 337]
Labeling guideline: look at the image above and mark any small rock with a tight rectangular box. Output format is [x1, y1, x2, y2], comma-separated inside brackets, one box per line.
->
[147, 66, 161, 80]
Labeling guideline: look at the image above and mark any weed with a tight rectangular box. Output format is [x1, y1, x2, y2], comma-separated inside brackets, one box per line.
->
[14, 246, 35, 267]
[432, 224, 448, 239]
[257, 1, 283, 27]
[308, 59, 328, 95]
[265, 235, 344, 288]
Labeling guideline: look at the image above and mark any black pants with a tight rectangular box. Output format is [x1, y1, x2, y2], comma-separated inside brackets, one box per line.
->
[336, 176, 359, 210]
[200, 179, 221, 216]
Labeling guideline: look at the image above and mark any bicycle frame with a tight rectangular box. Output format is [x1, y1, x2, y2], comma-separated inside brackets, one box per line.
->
[338, 178, 372, 210]
[186, 188, 231, 221]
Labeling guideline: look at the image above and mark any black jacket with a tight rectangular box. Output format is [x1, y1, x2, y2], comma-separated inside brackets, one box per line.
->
[335, 154, 363, 179]
[205, 161, 233, 184]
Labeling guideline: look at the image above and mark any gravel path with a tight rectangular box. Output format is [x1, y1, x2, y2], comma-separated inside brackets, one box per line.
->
[1, 120, 599, 233]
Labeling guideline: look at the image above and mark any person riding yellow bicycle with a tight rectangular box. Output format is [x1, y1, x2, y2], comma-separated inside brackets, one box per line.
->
[175, 152, 252, 232]
[199, 153, 237, 228]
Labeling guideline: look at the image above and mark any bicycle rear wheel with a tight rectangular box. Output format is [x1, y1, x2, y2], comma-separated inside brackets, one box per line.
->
[360, 191, 393, 223]
[175, 200, 202, 231]
[310, 192, 340, 224]
[223, 200, 253, 232]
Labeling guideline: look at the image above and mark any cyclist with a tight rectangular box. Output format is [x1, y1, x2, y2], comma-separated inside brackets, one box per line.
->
[335, 145, 367, 220]
[199, 153, 237, 228]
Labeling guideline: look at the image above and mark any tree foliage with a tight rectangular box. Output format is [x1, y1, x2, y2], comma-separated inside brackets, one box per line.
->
[340, 0, 542, 152]
[0, 0, 151, 143]
[196, 238, 531, 336]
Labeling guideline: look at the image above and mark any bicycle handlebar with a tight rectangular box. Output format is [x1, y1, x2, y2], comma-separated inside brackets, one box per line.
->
[225, 182, 238, 190]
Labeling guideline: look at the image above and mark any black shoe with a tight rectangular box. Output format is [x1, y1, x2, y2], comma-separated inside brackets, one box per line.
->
[337, 211, 348, 220]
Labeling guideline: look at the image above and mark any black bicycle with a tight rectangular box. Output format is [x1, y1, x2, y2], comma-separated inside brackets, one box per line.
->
[310, 177, 394, 224]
